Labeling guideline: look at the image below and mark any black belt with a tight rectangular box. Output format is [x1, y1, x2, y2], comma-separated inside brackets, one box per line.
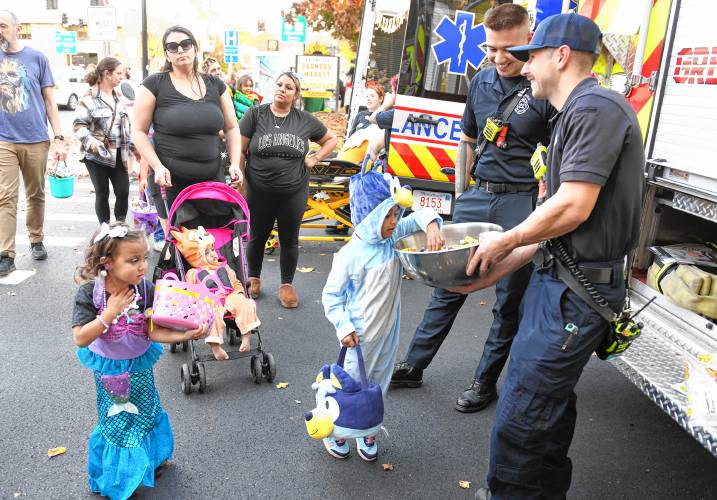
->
[478, 180, 537, 194]
[534, 246, 619, 285]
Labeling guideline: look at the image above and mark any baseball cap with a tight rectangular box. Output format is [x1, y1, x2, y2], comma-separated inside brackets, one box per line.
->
[507, 13, 602, 62]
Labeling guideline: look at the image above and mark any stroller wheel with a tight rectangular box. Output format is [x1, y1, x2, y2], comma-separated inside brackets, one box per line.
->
[263, 352, 276, 382]
[251, 355, 262, 384]
[197, 362, 207, 393]
[180, 363, 192, 395]
[227, 328, 238, 346]
[169, 342, 178, 353]
[182, 341, 188, 352]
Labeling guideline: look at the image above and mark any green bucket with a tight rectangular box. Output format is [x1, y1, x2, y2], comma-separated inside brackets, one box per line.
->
[49, 175, 74, 198]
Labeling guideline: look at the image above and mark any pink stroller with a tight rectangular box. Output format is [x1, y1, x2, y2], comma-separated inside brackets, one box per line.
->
[153, 181, 276, 394]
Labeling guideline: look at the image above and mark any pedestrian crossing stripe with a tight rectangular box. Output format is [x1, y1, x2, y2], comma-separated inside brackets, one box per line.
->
[15, 235, 86, 248]
[0, 269, 36, 286]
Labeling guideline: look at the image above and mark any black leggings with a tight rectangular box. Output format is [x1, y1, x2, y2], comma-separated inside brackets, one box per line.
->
[247, 183, 308, 284]
[85, 155, 129, 224]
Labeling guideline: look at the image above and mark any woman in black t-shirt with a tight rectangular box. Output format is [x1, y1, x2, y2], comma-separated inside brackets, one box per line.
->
[239, 72, 337, 308]
[131, 25, 243, 227]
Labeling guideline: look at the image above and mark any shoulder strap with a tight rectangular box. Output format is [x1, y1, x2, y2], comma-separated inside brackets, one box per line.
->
[472, 87, 529, 169]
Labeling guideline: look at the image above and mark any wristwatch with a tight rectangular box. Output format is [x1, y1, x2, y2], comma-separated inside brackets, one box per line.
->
[53, 135, 64, 141]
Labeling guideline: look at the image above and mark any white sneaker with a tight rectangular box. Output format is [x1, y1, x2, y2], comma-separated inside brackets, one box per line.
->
[356, 436, 378, 461]
[322, 437, 350, 459]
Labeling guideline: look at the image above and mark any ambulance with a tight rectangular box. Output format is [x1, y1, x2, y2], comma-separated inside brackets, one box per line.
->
[349, 0, 717, 458]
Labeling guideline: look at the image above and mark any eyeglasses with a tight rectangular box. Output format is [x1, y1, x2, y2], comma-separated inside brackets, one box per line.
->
[165, 39, 194, 54]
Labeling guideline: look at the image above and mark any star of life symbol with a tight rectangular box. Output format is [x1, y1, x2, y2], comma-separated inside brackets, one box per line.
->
[431, 10, 487, 76]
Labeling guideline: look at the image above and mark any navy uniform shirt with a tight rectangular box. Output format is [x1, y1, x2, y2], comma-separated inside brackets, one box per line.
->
[547, 78, 645, 262]
[462, 67, 555, 184]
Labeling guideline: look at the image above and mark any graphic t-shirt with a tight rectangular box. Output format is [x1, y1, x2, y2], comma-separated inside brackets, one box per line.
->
[239, 104, 327, 192]
[0, 46, 55, 143]
[141, 72, 226, 180]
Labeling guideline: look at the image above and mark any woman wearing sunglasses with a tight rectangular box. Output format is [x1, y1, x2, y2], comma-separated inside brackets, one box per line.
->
[131, 26, 243, 231]
[238, 72, 337, 308]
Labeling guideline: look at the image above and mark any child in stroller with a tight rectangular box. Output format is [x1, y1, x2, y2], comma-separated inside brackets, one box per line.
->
[155, 181, 276, 393]
[171, 225, 259, 359]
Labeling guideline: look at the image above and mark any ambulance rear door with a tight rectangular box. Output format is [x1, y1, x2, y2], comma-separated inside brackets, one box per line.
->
[645, 0, 717, 205]
[389, 0, 565, 218]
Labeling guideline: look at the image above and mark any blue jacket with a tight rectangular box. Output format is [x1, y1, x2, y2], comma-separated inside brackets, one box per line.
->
[322, 199, 441, 343]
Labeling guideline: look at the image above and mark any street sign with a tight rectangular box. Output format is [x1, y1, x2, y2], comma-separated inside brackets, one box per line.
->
[224, 30, 239, 48]
[54, 31, 77, 55]
[87, 6, 117, 41]
[281, 15, 307, 43]
[224, 55, 239, 63]
[224, 46, 239, 55]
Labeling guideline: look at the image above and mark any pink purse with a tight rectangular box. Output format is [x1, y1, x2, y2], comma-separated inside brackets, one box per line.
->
[151, 272, 220, 331]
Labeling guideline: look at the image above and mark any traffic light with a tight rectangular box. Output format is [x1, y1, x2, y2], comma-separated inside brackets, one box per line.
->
[61, 12, 68, 25]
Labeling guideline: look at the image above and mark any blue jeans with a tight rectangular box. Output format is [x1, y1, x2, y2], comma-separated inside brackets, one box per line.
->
[405, 186, 535, 383]
[488, 269, 625, 499]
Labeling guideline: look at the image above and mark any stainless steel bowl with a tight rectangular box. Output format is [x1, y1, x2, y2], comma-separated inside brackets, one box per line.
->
[395, 222, 504, 288]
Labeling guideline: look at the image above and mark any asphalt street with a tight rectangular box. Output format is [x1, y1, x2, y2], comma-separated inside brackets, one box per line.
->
[1, 112, 716, 499]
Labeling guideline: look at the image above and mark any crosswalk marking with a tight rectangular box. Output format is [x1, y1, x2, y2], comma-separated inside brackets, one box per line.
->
[15, 234, 86, 248]
[19, 213, 99, 222]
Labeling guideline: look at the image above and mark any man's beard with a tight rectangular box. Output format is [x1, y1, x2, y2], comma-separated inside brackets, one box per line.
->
[0, 36, 9, 52]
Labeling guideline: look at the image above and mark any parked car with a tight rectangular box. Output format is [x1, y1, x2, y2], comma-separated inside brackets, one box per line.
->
[52, 65, 88, 111]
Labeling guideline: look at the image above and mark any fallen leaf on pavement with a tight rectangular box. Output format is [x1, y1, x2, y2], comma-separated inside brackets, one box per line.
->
[275, 382, 289, 389]
[458, 480, 471, 489]
[47, 447, 67, 458]
[479, 300, 487, 306]
[294, 400, 302, 404]
[319, 253, 327, 256]
[297, 267, 315, 273]
[13, 490, 25, 498]
[382, 463, 395, 471]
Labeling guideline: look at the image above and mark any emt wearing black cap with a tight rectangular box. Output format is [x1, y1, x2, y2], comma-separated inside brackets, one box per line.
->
[452, 13, 645, 499]
[392, 4, 555, 413]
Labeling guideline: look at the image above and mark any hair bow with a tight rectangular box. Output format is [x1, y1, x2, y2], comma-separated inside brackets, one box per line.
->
[93, 222, 129, 244]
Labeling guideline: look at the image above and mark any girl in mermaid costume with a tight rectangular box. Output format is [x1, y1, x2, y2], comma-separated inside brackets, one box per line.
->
[71, 222, 207, 499]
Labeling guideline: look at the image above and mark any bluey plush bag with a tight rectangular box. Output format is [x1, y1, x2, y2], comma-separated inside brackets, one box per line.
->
[305, 345, 384, 440]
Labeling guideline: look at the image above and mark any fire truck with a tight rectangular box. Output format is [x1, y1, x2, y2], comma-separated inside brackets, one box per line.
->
[349, 0, 717, 457]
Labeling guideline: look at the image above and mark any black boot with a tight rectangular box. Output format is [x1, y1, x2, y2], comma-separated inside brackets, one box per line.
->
[390, 361, 423, 388]
[455, 379, 497, 413]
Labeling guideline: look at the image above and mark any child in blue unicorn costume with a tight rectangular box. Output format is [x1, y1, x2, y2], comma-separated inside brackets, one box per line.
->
[321, 168, 443, 460]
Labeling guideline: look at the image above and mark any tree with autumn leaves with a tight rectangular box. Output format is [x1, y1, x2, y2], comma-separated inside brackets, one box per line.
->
[290, 0, 364, 49]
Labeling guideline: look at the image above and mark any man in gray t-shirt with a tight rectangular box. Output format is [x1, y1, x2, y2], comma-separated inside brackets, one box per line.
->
[0, 9, 66, 276]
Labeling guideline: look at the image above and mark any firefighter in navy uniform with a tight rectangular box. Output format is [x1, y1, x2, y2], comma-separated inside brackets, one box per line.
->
[453, 14, 645, 499]
[391, 4, 555, 413]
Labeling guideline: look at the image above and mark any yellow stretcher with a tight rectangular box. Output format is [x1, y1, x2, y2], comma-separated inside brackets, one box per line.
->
[264, 159, 362, 254]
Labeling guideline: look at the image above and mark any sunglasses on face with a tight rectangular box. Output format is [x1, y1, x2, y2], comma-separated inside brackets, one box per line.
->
[165, 39, 194, 54]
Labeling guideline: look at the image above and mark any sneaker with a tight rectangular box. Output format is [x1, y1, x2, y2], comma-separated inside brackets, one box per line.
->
[322, 437, 350, 459]
[30, 242, 47, 260]
[391, 361, 423, 388]
[0, 255, 16, 277]
[356, 436, 378, 462]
